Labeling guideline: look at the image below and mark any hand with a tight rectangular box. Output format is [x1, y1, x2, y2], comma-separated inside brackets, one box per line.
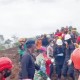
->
[67, 59, 72, 65]
[51, 58, 55, 63]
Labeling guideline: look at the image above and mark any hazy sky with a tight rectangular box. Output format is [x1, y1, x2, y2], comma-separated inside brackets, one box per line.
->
[0, 0, 80, 38]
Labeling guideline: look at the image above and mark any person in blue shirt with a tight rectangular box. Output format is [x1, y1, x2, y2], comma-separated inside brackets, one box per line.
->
[62, 34, 75, 80]
[19, 40, 40, 80]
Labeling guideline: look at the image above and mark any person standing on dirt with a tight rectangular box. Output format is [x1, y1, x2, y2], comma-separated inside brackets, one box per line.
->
[47, 40, 54, 58]
[18, 38, 26, 61]
[0, 57, 13, 80]
[68, 48, 80, 80]
[35, 37, 42, 50]
[47, 40, 54, 78]
[62, 34, 75, 80]
[71, 28, 77, 43]
[53, 39, 65, 80]
[42, 34, 49, 47]
[19, 40, 37, 80]
[34, 47, 48, 80]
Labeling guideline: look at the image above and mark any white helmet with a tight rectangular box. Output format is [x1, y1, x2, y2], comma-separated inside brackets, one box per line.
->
[65, 34, 71, 40]
[56, 39, 63, 45]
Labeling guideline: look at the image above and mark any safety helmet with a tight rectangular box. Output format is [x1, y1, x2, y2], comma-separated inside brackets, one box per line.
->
[56, 39, 63, 45]
[0, 57, 13, 72]
[64, 34, 71, 40]
[71, 48, 80, 70]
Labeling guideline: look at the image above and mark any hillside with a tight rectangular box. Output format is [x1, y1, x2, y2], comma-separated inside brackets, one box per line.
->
[0, 47, 19, 80]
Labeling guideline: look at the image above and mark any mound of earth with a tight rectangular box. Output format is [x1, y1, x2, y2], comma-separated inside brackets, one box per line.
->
[0, 47, 20, 80]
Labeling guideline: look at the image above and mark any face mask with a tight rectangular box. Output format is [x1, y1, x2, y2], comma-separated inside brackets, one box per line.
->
[3, 70, 11, 78]
[50, 43, 54, 47]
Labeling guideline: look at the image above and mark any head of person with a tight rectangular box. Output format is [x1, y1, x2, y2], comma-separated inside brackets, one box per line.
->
[19, 38, 26, 45]
[38, 37, 42, 40]
[69, 26, 72, 31]
[0, 57, 13, 80]
[49, 40, 54, 47]
[72, 28, 76, 34]
[58, 36, 62, 40]
[64, 28, 68, 34]
[64, 34, 72, 44]
[61, 27, 64, 32]
[26, 40, 36, 53]
[56, 39, 63, 46]
[56, 29, 59, 33]
[37, 46, 47, 54]
[41, 35, 44, 39]
[43, 34, 47, 38]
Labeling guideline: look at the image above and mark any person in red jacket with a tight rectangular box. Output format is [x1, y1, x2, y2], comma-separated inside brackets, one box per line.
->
[39, 46, 52, 76]
[76, 36, 80, 44]
[0, 57, 13, 80]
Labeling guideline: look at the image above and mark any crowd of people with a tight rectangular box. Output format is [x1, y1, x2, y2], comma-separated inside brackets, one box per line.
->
[17, 26, 80, 80]
[0, 26, 80, 80]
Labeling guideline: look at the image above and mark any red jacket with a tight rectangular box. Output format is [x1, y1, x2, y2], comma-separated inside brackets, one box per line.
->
[76, 36, 80, 43]
[2, 78, 5, 80]
[55, 32, 62, 37]
[43, 53, 52, 76]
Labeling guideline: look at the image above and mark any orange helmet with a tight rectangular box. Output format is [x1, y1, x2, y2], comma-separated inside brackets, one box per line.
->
[71, 48, 80, 70]
[0, 57, 13, 72]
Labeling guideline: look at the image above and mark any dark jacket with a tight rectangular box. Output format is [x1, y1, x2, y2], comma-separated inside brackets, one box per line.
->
[65, 43, 75, 61]
[42, 37, 49, 47]
[53, 45, 65, 65]
[19, 52, 35, 79]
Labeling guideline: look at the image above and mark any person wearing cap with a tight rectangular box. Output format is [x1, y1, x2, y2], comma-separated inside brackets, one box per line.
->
[0, 57, 13, 80]
[19, 40, 37, 80]
[53, 39, 65, 80]
[62, 34, 75, 80]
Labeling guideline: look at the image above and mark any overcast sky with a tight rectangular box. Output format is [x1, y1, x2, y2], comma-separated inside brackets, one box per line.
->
[0, 0, 80, 38]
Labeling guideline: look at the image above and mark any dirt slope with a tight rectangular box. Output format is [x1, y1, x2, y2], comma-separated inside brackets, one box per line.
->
[0, 47, 19, 80]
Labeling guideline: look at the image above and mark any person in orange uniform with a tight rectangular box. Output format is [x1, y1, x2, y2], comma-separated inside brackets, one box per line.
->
[35, 37, 42, 49]
[68, 48, 80, 80]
